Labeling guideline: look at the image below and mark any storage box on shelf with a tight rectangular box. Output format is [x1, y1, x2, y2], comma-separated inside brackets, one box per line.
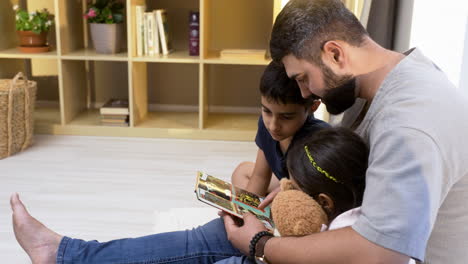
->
[0, 0, 284, 141]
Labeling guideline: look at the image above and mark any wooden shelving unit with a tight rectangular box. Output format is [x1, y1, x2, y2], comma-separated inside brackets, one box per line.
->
[0, 0, 283, 141]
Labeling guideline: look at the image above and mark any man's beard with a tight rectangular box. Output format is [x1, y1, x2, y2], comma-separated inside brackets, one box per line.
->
[319, 64, 357, 115]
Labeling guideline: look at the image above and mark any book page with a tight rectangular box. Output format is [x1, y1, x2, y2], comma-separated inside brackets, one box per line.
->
[195, 171, 275, 230]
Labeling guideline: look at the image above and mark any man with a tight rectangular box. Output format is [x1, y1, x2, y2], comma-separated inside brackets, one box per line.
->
[223, 0, 468, 263]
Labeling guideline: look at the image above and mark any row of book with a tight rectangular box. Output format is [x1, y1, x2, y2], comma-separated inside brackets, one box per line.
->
[135, 6, 199, 57]
[100, 99, 129, 127]
[135, 7, 172, 56]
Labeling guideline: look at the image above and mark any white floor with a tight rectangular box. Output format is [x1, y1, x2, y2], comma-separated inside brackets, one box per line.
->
[0, 135, 257, 263]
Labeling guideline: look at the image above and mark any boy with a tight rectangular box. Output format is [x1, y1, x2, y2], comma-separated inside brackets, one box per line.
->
[231, 61, 329, 203]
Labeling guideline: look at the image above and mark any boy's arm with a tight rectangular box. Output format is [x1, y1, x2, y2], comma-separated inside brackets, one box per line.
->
[244, 149, 273, 196]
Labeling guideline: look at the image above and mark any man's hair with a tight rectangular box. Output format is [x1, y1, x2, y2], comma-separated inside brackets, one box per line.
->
[287, 127, 368, 216]
[270, 0, 368, 64]
[260, 61, 315, 106]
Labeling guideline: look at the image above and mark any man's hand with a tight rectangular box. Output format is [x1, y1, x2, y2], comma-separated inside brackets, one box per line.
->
[258, 185, 280, 209]
[222, 212, 268, 255]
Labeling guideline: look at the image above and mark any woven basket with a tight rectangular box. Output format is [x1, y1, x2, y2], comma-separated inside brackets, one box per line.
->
[0, 72, 37, 159]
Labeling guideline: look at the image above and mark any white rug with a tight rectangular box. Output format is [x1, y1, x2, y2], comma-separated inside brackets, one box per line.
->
[153, 207, 220, 233]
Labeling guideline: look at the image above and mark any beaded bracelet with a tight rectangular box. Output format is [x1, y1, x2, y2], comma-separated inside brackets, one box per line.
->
[249, 231, 273, 259]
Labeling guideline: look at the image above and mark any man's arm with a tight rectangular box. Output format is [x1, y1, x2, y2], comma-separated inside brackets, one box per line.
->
[265, 227, 410, 264]
[223, 213, 410, 264]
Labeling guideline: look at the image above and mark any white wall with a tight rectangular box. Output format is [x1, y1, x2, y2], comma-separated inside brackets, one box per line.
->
[410, 0, 468, 90]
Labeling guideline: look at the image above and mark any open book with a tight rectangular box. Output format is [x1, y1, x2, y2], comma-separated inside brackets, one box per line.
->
[195, 171, 275, 231]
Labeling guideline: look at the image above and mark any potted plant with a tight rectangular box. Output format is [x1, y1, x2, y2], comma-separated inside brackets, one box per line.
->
[14, 5, 54, 53]
[84, 0, 125, 54]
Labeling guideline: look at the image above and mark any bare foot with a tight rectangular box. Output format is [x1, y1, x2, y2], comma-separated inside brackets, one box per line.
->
[10, 193, 63, 264]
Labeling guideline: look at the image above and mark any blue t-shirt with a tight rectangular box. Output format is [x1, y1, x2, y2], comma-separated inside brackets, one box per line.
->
[255, 115, 330, 180]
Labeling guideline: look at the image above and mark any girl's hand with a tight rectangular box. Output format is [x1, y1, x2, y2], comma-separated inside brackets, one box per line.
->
[258, 185, 281, 209]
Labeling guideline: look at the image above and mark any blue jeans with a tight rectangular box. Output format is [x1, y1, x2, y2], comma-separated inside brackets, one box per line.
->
[56, 218, 254, 264]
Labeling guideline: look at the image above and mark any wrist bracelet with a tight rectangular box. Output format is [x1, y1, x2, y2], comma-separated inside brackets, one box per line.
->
[249, 231, 273, 259]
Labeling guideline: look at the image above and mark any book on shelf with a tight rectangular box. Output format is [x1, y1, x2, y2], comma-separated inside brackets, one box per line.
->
[219, 49, 267, 60]
[101, 116, 129, 123]
[152, 10, 160, 55]
[100, 114, 129, 120]
[189, 11, 199, 56]
[194, 171, 275, 231]
[145, 12, 156, 56]
[100, 99, 129, 115]
[135, 5, 146, 57]
[155, 9, 173, 55]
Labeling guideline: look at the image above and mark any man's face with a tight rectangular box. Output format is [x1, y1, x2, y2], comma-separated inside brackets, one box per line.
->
[282, 54, 357, 115]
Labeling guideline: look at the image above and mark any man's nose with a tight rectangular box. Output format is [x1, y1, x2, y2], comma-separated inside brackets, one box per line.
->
[299, 85, 312, 99]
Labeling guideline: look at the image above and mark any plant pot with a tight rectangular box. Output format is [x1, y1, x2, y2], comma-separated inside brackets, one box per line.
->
[17, 31, 48, 47]
[89, 23, 123, 54]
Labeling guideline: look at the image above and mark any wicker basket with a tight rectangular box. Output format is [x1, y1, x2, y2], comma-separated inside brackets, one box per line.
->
[0, 72, 37, 159]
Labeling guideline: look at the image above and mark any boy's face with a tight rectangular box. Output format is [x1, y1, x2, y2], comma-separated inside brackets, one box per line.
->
[261, 96, 309, 142]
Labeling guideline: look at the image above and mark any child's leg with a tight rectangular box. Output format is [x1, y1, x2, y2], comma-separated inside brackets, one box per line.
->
[231, 162, 255, 189]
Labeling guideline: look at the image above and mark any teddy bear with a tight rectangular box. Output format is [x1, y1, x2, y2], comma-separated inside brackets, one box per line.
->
[271, 178, 328, 236]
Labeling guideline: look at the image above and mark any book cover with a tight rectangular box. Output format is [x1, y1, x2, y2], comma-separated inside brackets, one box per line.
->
[189, 11, 199, 56]
[152, 10, 160, 55]
[145, 12, 154, 56]
[101, 117, 129, 123]
[195, 171, 275, 231]
[100, 99, 129, 115]
[100, 114, 129, 120]
[135, 5, 146, 57]
[155, 9, 173, 55]
[143, 12, 148, 55]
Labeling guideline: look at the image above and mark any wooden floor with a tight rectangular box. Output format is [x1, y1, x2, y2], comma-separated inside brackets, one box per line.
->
[0, 135, 256, 263]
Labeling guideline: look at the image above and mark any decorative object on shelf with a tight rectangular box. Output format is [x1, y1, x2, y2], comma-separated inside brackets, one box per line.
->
[13, 5, 54, 53]
[84, 0, 125, 54]
[0, 72, 37, 159]
[189, 11, 199, 56]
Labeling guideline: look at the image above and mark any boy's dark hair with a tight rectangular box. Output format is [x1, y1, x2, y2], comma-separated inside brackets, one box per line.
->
[287, 127, 368, 217]
[260, 61, 316, 106]
[270, 0, 368, 64]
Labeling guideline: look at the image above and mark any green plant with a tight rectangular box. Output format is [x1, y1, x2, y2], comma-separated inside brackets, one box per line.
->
[13, 5, 54, 34]
[84, 0, 124, 24]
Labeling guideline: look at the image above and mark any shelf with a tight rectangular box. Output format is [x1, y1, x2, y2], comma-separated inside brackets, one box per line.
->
[205, 113, 258, 131]
[203, 51, 270, 65]
[61, 49, 128, 61]
[132, 50, 200, 64]
[0, 48, 58, 59]
[66, 109, 101, 126]
[35, 105, 61, 126]
[0, 0, 278, 142]
[137, 112, 199, 129]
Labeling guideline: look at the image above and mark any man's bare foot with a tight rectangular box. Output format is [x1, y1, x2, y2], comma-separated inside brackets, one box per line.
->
[10, 193, 63, 264]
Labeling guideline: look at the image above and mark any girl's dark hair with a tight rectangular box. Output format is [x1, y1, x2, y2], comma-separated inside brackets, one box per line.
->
[270, 0, 368, 64]
[287, 127, 368, 218]
[260, 61, 316, 106]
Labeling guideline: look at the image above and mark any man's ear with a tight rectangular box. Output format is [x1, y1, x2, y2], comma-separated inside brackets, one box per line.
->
[317, 193, 335, 216]
[321, 40, 347, 72]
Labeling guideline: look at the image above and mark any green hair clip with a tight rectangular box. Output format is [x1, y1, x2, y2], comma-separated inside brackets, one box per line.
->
[304, 145, 343, 184]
